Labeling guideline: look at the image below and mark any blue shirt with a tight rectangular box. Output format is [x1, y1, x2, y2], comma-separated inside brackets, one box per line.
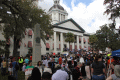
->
[24, 59, 29, 64]
[12, 61, 19, 70]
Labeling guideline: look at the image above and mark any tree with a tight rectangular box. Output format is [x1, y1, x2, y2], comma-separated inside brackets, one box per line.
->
[0, 0, 53, 57]
[104, 0, 120, 21]
[95, 24, 120, 51]
[65, 32, 75, 52]
[89, 35, 98, 53]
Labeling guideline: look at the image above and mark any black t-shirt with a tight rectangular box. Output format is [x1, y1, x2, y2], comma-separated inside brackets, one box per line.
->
[92, 61, 105, 75]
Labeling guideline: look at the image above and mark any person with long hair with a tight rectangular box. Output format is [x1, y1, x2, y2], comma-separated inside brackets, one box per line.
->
[106, 65, 120, 80]
[27, 67, 41, 80]
[36, 61, 44, 76]
[91, 55, 106, 80]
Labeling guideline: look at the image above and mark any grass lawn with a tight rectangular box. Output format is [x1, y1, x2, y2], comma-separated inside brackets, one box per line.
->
[0, 68, 25, 80]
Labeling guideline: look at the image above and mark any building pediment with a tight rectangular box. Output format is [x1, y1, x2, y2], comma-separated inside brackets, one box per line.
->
[53, 18, 85, 33]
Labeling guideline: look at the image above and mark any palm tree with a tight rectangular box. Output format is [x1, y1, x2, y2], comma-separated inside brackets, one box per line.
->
[65, 32, 75, 52]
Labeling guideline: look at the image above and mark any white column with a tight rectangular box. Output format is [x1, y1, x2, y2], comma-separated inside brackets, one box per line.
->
[81, 37, 84, 49]
[60, 33, 63, 53]
[67, 43, 69, 49]
[54, 32, 56, 53]
[72, 43, 74, 51]
[77, 36, 79, 50]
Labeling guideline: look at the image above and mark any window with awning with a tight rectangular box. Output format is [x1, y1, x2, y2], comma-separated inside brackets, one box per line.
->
[46, 43, 50, 48]
[28, 41, 32, 48]
[88, 46, 90, 50]
[79, 38, 81, 41]
[70, 45, 72, 51]
[75, 45, 77, 50]
[24, 43, 26, 47]
[84, 38, 86, 42]
[53, 43, 54, 49]
[79, 45, 81, 49]
[28, 30, 32, 36]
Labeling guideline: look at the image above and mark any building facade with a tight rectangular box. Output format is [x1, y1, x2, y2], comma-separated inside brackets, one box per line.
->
[0, 0, 91, 57]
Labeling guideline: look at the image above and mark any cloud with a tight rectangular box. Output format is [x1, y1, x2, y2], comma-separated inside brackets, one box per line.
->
[38, 0, 119, 33]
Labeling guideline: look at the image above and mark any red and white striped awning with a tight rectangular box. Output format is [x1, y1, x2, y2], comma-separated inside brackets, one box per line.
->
[28, 41, 32, 48]
[75, 45, 77, 49]
[28, 30, 32, 36]
[79, 38, 81, 41]
[59, 44, 61, 49]
[79, 45, 81, 49]
[53, 43, 54, 48]
[70, 45, 72, 51]
[84, 38, 86, 42]
[46, 43, 50, 48]
[88, 46, 90, 50]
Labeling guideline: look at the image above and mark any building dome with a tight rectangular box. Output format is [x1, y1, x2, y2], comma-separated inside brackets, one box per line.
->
[49, 4, 64, 11]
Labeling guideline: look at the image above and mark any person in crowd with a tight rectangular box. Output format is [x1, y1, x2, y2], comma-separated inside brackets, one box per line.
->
[27, 67, 41, 80]
[1, 59, 3, 75]
[72, 62, 83, 80]
[22, 62, 26, 72]
[12, 58, 19, 80]
[30, 55, 32, 61]
[18, 57, 24, 71]
[44, 57, 50, 67]
[42, 72, 51, 80]
[44, 62, 52, 74]
[91, 55, 106, 80]
[110, 62, 116, 75]
[24, 57, 29, 66]
[25, 61, 34, 80]
[79, 55, 85, 63]
[85, 61, 91, 80]
[52, 64, 69, 80]
[72, 58, 77, 68]
[54, 56, 58, 64]
[8, 59, 13, 75]
[36, 61, 44, 76]
[58, 56, 62, 66]
[2, 59, 6, 76]
[106, 65, 120, 80]
[50, 58, 56, 74]
[26, 61, 34, 69]
[81, 63, 86, 79]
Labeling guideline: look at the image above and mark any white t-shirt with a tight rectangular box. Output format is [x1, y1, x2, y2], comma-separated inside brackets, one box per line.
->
[52, 69, 69, 80]
[44, 60, 50, 67]
[79, 57, 85, 63]
[44, 67, 52, 74]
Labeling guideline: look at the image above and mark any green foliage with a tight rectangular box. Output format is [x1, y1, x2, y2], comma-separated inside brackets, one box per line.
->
[104, 0, 120, 20]
[94, 24, 120, 51]
[0, 0, 53, 56]
[65, 32, 75, 43]
[89, 35, 98, 44]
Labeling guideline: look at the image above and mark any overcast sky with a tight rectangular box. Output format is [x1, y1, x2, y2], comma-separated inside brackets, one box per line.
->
[37, 0, 120, 33]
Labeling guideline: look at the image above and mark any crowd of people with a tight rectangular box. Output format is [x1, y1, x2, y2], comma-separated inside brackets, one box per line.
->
[0, 50, 120, 80]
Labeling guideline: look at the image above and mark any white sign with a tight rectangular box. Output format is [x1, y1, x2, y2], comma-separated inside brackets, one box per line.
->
[25, 68, 33, 76]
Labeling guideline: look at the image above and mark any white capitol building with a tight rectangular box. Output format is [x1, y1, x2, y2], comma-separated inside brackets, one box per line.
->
[0, 0, 91, 57]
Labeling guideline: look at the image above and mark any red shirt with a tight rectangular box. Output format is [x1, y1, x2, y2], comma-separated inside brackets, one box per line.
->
[107, 58, 114, 65]
[30, 56, 32, 61]
[58, 57, 62, 64]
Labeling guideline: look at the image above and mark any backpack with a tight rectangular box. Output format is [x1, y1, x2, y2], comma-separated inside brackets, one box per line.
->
[15, 62, 19, 71]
